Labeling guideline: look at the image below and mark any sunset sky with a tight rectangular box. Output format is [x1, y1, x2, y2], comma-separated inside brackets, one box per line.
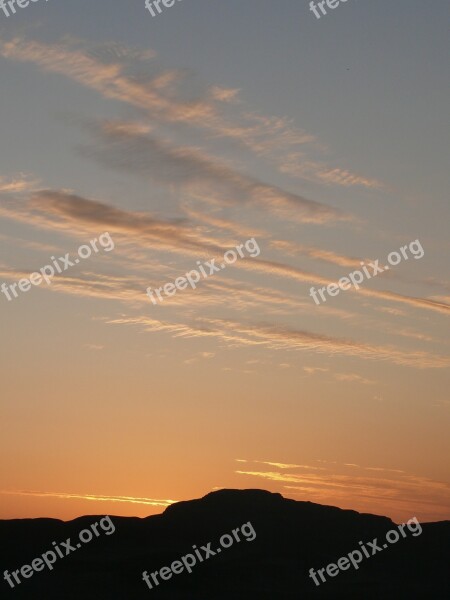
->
[0, 0, 449, 524]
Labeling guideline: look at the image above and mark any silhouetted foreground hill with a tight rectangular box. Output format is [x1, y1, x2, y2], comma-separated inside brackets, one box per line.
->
[0, 489, 449, 599]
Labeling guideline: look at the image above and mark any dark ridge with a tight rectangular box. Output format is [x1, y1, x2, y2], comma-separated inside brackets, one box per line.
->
[0, 489, 448, 599]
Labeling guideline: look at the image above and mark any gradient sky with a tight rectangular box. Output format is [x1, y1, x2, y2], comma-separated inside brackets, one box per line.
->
[0, 0, 449, 524]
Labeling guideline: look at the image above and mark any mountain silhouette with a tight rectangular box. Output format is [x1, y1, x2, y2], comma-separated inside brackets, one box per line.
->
[0, 489, 449, 599]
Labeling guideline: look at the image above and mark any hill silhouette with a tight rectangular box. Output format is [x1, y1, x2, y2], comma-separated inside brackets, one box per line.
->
[0, 489, 449, 599]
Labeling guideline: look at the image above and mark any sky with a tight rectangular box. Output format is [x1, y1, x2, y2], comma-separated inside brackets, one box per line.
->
[0, 0, 449, 524]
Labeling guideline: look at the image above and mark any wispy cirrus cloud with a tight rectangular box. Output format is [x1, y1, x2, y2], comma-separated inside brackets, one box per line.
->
[334, 373, 376, 385]
[235, 461, 450, 522]
[0, 489, 176, 507]
[0, 173, 39, 194]
[280, 156, 383, 189]
[79, 119, 347, 225]
[270, 239, 364, 268]
[303, 366, 329, 374]
[1, 189, 449, 320]
[0, 35, 382, 190]
[236, 459, 326, 470]
[0, 233, 59, 253]
[106, 314, 450, 369]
